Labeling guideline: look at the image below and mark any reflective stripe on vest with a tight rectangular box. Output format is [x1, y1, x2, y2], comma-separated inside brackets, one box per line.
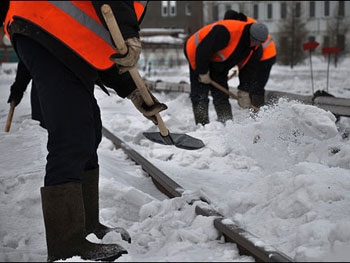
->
[261, 35, 276, 61]
[185, 20, 248, 70]
[5, 1, 117, 70]
[238, 36, 276, 69]
[50, 1, 114, 47]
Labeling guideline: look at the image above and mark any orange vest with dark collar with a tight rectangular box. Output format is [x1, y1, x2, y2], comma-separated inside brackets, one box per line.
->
[185, 20, 250, 70]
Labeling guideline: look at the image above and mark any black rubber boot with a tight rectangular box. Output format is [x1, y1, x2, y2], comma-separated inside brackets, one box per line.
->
[41, 182, 127, 262]
[192, 102, 209, 126]
[82, 168, 131, 242]
[214, 103, 233, 123]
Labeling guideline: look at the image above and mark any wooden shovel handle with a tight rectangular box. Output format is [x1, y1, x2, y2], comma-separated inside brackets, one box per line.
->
[210, 80, 259, 111]
[5, 101, 15, 132]
[210, 80, 239, 100]
[101, 4, 169, 137]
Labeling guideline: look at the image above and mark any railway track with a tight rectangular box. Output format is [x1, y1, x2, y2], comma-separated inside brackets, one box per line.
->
[144, 79, 350, 118]
[102, 126, 294, 263]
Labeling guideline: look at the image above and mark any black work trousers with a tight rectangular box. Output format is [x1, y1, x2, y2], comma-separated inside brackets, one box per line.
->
[189, 66, 229, 107]
[238, 56, 276, 96]
[14, 35, 101, 186]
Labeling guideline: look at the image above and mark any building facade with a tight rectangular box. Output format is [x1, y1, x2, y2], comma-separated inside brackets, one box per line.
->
[139, 1, 204, 72]
[204, 1, 350, 54]
[141, 1, 203, 36]
[137, 1, 349, 71]
[141, 1, 350, 51]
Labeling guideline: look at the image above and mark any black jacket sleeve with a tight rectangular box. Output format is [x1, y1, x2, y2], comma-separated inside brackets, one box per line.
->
[97, 65, 137, 98]
[7, 60, 32, 106]
[93, 1, 147, 98]
[0, 0, 9, 25]
[92, 1, 140, 39]
[195, 25, 230, 75]
[12, 60, 32, 92]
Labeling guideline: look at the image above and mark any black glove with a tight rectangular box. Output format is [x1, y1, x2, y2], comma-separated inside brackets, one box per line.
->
[7, 84, 25, 106]
[127, 88, 168, 125]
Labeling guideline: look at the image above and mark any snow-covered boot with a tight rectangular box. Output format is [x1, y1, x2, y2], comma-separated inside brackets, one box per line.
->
[40, 182, 127, 262]
[82, 168, 131, 242]
[251, 94, 265, 108]
[214, 103, 233, 123]
[192, 102, 209, 126]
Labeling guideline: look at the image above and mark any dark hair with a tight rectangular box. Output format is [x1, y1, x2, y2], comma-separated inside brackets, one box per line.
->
[224, 9, 248, 22]
[224, 10, 239, 20]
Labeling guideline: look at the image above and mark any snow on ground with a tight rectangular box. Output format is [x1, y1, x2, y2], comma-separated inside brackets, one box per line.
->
[0, 56, 350, 262]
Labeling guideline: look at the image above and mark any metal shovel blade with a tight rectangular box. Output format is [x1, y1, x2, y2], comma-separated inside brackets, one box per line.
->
[143, 132, 205, 150]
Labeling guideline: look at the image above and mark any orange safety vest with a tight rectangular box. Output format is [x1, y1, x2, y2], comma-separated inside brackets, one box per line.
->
[238, 16, 276, 69]
[5, 1, 146, 70]
[185, 20, 250, 70]
[260, 34, 276, 61]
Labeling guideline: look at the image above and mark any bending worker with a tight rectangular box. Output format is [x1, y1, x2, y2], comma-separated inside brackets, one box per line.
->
[224, 9, 277, 109]
[184, 18, 269, 125]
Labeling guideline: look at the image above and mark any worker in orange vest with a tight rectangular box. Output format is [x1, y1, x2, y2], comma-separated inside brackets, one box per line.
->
[224, 9, 277, 109]
[4, 1, 167, 261]
[184, 18, 268, 125]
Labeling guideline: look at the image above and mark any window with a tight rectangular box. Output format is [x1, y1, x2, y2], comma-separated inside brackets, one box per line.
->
[253, 4, 259, 19]
[337, 34, 345, 50]
[161, 1, 168, 17]
[324, 1, 330, 16]
[185, 3, 192, 16]
[169, 1, 176, 17]
[309, 1, 315, 17]
[338, 1, 345, 16]
[267, 3, 273, 19]
[323, 35, 330, 47]
[308, 36, 315, 42]
[213, 5, 219, 21]
[281, 2, 287, 19]
[295, 2, 301, 17]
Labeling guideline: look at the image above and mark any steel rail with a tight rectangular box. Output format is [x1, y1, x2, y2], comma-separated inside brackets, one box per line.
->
[144, 79, 350, 117]
[102, 126, 184, 198]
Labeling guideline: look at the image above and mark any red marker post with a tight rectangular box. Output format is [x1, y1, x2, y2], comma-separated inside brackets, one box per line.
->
[322, 46, 341, 92]
[303, 41, 319, 94]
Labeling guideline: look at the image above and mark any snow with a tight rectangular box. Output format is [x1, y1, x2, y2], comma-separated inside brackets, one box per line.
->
[141, 35, 183, 45]
[0, 55, 350, 262]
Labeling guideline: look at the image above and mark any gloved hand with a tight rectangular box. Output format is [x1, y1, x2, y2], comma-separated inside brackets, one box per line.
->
[127, 88, 168, 125]
[237, 90, 251, 109]
[110, 37, 142, 74]
[198, 72, 211, 84]
[7, 86, 25, 107]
